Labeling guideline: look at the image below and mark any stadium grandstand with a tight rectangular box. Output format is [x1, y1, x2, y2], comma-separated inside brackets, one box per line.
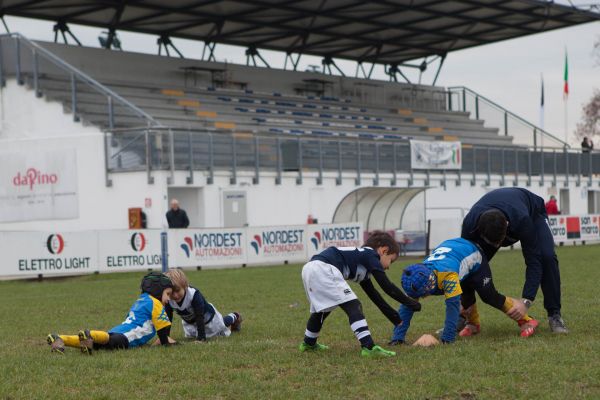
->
[0, 0, 599, 247]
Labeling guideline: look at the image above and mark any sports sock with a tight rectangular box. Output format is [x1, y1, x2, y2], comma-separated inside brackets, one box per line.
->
[223, 313, 237, 327]
[467, 304, 481, 326]
[340, 300, 374, 350]
[90, 330, 110, 344]
[303, 312, 329, 346]
[59, 335, 80, 348]
[350, 319, 375, 350]
[502, 298, 533, 322]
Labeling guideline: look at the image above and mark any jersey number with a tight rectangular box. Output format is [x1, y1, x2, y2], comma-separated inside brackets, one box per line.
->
[426, 247, 452, 262]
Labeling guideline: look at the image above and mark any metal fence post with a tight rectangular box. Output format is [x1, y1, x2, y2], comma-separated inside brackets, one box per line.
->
[564, 148, 569, 187]
[391, 142, 397, 186]
[32, 49, 41, 97]
[253, 136, 260, 184]
[471, 147, 476, 186]
[276, 137, 282, 185]
[539, 149, 544, 186]
[589, 151, 593, 187]
[296, 137, 303, 185]
[513, 148, 519, 186]
[145, 129, 154, 184]
[186, 131, 194, 184]
[230, 135, 237, 185]
[373, 143, 379, 186]
[15, 36, 22, 85]
[462, 88, 466, 112]
[355, 140, 361, 185]
[103, 130, 113, 187]
[576, 152, 581, 187]
[527, 149, 531, 186]
[504, 112, 508, 136]
[168, 129, 175, 185]
[336, 140, 342, 185]
[485, 147, 491, 186]
[107, 96, 114, 130]
[552, 150, 557, 187]
[500, 148, 505, 186]
[317, 139, 323, 185]
[207, 133, 214, 184]
[475, 95, 479, 120]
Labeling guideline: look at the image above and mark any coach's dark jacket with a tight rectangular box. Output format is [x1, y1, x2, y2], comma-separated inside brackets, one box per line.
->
[461, 188, 556, 304]
[166, 209, 190, 228]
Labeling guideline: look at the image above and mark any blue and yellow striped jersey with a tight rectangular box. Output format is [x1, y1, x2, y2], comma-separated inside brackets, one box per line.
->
[424, 238, 483, 299]
[109, 293, 171, 347]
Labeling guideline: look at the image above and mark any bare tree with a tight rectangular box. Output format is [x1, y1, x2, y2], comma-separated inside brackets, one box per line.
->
[575, 37, 600, 144]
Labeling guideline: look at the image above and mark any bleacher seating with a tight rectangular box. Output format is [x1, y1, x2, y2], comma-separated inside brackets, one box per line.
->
[31, 74, 512, 147]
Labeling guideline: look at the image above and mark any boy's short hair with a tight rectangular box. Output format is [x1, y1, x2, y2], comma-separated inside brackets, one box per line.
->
[165, 268, 189, 291]
[363, 231, 400, 255]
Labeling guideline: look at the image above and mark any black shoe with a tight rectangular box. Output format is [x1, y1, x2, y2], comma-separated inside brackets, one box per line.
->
[388, 339, 405, 346]
[548, 315, 568, 334]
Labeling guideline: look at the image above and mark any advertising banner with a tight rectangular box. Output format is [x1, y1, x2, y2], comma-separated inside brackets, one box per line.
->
[306, 222, 363, 259]
[0, 231, 97, 277]
[410, 140, 461, 170]
[547, 216, 567, 242]
[168, 228, 246, 268]
[246, 225, 306, 264]
[98, 230, 163, 272]
[548, 214, 600, 243]
[0, 149, 79, 222]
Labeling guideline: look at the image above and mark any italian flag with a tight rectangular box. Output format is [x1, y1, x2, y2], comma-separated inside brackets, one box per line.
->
[563, 50, 569, 100]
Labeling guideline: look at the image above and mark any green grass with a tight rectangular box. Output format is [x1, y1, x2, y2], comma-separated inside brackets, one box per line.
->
[1, 245, 599, 400]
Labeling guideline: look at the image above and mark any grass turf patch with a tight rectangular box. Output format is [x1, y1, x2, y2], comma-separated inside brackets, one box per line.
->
[1, 244, 599, 399]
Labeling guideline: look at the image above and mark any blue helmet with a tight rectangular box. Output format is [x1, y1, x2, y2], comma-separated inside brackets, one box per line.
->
[401, 264, 436, 298]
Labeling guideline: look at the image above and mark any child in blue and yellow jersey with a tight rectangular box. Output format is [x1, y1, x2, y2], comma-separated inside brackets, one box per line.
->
[390, 238, 538, 346]
[46, 272, 175, 355]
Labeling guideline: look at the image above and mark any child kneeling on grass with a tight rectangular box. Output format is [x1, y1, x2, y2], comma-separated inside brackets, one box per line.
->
[47, 272, 175, 355]
[163, 268, 242, 342]
[299, 231, 421, 357]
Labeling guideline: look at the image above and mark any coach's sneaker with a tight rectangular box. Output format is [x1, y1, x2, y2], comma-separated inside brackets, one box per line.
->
[230, 312, 243, 332]
[548, 315, 569, 334]
[78, 329, 94, 355]
[518, 318, 539, 338]
[361, 345, 396, 357]
[47, 334, 65, 354]
[459, 324, 480, 337]
[299, 342, 329, 352]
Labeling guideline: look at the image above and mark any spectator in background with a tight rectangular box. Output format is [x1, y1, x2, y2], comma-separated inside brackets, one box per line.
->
[166, 199, 190, 228]
[581, 137, 594, 153]
[545, 196, 559, 215]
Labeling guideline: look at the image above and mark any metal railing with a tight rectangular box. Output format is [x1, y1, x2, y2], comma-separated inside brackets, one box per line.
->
[447, 86, 568, 149]
[105, 127, 600, 188]
[0, 33, 162, 130]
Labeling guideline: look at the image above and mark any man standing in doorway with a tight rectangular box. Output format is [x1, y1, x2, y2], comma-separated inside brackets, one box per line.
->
[461, 187, 568, 334]
[166, 199, 190, 228]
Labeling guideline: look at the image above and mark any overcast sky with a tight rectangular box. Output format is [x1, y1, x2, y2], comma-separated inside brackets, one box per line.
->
[3, 2, 599, 146]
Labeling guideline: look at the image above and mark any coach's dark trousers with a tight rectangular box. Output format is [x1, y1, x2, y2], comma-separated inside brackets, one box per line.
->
[476, 215, 562, 318]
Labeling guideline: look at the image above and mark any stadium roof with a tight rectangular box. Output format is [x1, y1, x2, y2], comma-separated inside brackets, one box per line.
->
[1, 0, 599, 65]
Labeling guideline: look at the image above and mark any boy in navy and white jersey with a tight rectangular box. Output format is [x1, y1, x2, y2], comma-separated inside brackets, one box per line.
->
[164, 269, 241, 341]
[300, 231, 421, 357]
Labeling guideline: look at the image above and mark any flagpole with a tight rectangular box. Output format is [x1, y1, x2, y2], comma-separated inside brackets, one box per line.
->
[540, 73, 544, 150]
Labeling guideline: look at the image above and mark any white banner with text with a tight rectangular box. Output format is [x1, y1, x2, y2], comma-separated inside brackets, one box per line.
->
[0, 149, 79, 222]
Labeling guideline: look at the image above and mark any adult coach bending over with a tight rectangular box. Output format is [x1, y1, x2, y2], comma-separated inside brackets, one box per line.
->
[461, 187, 567, 333]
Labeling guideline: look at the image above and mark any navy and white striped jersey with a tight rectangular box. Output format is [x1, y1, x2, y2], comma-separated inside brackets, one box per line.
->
[311, 246, 384, 282]
[167, 286, 215, 324]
